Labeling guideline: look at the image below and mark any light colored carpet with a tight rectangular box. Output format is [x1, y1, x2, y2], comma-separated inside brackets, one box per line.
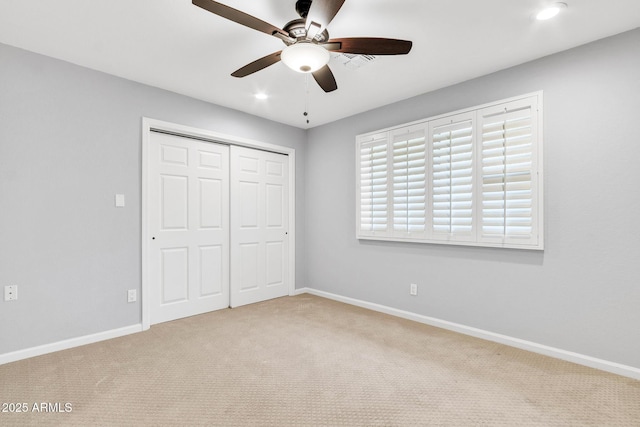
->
[1, 294, 639, 426]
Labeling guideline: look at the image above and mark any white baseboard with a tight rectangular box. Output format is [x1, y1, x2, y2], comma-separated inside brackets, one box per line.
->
[5, 291, 639, 381]
[0, 324, 143, 366]
[297, 287, 640, 381]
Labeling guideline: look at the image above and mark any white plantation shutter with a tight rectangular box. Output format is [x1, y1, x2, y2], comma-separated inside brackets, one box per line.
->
[356, 92, 542, 249]
[392, 126, 427, 238]
[479, 97, 539, 246]
[358, 133, 390, 236]
[430, 114, 475, 241]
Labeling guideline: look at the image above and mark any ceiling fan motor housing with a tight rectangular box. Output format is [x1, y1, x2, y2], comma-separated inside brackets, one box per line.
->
[283, 19, 329, 44]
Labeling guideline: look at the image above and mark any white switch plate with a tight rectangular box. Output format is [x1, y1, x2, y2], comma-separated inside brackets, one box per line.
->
[4, 285, 17, 301]
[115, 194, 125, 207]
[410, 283, 418, 296]
[127, 289, 136, 303]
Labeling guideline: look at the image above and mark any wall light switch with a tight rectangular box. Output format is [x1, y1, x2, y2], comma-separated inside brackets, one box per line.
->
[115, 194, 125, 207]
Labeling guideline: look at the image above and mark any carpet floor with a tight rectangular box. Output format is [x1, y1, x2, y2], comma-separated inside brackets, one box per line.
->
[1, 294, 639, 426]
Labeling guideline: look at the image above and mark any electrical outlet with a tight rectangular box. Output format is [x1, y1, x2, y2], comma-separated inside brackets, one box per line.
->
[410, 283, 418, 296]
[127, 289, 137, 303]
[4, 285, 18, 301]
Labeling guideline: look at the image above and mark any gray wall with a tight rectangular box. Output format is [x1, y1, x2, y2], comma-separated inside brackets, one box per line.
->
[2, 28, 640, 370]
[305, 28, 640, 369]
[0, 43, 307, 354]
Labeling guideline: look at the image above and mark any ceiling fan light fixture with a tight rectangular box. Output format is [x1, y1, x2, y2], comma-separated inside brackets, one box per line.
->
[536, 2, 567, 20]
[281, 42, 330, 73]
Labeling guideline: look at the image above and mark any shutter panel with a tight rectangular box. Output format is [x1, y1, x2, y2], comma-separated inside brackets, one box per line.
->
[430, 114, 475, 241]
[392, 127, 426, 238]
[479, 98, 538, 245]
[357, 133, 390, 237]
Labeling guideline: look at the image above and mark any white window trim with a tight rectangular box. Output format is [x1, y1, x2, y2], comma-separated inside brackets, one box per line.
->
[355, 92, 544, 250]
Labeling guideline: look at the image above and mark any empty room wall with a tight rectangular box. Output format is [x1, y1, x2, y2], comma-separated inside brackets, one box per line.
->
[0, 43, 307, 355]
[305, 29, 640, 371]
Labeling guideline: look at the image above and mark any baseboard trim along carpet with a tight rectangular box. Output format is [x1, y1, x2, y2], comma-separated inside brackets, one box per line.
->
[0, 324, 143, 366]
[295, 287, 640, 380]
[3, 290, 639, 381]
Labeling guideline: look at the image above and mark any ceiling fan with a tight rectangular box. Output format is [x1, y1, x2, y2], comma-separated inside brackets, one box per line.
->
[192, 0, 413, 93]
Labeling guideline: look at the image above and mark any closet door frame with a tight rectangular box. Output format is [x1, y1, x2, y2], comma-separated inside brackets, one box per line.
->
[141, 118, 296, 331]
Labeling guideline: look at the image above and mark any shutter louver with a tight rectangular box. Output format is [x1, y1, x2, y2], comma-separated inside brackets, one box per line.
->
[392, 129, 426, 236]
[480, 105, 535, 243]
[359, 137, 389, 234]
[431, 118, 474, 240]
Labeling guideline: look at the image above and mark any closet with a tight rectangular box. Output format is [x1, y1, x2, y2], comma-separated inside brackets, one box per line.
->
[146, 130, 290, 325]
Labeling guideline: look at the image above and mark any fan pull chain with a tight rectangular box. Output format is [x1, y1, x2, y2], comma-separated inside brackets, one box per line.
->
[304, 74, 310, 125]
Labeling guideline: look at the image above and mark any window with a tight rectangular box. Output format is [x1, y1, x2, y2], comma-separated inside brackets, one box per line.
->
[355, 93, 543, 250]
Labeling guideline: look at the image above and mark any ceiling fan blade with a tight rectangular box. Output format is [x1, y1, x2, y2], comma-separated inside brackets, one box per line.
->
[231, 51, 283, 78]
[305, 0, 346, 33]
[193, 0, 289, 39]
[325, 38, 413, 55]
[312, 65, 338, 93]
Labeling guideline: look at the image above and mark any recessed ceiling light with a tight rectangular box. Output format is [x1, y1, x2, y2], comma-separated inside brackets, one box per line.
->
[255, 93, 268, 100]
[536, 2, 567, 20]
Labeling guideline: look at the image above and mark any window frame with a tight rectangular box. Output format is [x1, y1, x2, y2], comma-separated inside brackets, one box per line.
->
[355, 92, 544, 250]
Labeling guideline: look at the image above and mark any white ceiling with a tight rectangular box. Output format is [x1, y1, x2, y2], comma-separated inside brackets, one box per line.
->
[1, 0, 639, 129]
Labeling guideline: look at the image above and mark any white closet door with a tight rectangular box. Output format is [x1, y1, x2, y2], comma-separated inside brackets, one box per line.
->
[148, 132, 229, 324]
[230, 146, 289, 308]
